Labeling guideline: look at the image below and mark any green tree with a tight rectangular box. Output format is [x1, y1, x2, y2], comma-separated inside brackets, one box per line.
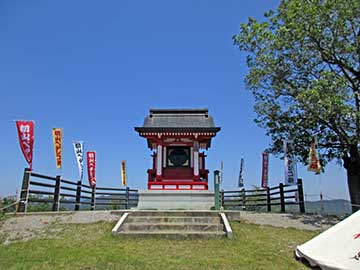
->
[0, 195, 17, 219]
[233, 0, 360, 212]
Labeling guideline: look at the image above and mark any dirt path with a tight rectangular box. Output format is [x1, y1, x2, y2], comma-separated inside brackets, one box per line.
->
[0, 210, 340, 244]
[0, 211, 119, 244]
[238, 211, 340, 231]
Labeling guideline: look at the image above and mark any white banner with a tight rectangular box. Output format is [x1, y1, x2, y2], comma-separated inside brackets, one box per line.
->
[284, 140, 297, 186]
[73, 141, 84, 182]
[238, 158, 244, 188]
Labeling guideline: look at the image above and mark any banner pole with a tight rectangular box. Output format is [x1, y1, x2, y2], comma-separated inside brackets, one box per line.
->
[319, 172, 324, 215]
[220, 161, 224, 184]
[15, 189, 19, 213]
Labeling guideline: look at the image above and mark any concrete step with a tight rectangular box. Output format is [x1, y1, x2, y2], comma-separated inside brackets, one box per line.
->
[111, 210, 232, 239]
[115, 230, 226, 239]
[126, 216, 221, 224]
[121, 223, 224, 232]
[129, 211, 220, 217]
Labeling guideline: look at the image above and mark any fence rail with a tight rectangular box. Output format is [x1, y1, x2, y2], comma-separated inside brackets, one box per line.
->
[18, 168, 139, 213]
[221, 179, 305, 213]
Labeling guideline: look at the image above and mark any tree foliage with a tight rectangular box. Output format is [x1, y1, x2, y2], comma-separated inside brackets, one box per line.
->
[233, 0, 360, 167]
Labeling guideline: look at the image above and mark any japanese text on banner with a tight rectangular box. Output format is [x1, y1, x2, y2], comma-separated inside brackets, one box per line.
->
[15, 121, 35, 170]
[284, 140, 297, 186]
[52, 128, 62, 169]
[121, 160, 126, 186]
[87, 151, 96, 187]
[73, 141, 84, 181]
[261, 152, 269, 188]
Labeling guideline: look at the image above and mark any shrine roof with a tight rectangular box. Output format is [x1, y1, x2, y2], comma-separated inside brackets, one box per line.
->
[135, 108, 220, 130]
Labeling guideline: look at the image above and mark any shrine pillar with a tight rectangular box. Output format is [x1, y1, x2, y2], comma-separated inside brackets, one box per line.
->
[193, 142, 200, 180]
[190, 147, 194, 167]
[156, 144, 162, 179]
[163, 146, 167, 168]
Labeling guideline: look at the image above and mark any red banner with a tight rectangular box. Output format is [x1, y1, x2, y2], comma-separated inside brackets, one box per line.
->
[15, 121, 34, 170]
[261, 152, 269, 188]
[308, 141, 321, 173]
[87, 151, 96, 187]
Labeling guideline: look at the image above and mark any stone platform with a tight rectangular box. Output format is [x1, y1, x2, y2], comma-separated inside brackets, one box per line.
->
[136, 190, 215, 210]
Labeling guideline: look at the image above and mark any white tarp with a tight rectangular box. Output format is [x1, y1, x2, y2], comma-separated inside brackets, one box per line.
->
[296, 210, 360, 270]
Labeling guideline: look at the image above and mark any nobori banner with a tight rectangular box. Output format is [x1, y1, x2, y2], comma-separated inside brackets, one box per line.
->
[87, 151, 96, 187]
[15, 120, 35, 170]
[121, 160, 126, 186]
[73, 141, 84, 182]
[308, 140, 321, 173]
[238, 158, 244, 188]
[52, 128, 63, 169]
[284, 140, 297, 186]
[261, 152, 269, 188]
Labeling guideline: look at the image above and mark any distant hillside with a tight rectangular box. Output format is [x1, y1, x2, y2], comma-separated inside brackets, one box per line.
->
[305, 199, 351, 216]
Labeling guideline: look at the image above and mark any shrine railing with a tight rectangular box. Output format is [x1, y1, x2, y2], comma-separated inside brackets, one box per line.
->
[221, 179, 305, 213]
[148, 180, 208, 190]
[17, 168, 139, 213]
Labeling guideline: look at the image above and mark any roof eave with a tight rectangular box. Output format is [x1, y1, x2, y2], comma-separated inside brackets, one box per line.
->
[134, 127, 221, 133]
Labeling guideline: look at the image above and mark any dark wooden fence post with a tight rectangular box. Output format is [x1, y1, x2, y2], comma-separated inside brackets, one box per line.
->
[52, 175, 61, 211]
[279, 183, 285, 213]
[297, 178, 306, 213]
[74, 180, 82, 211]
[125, 187, 130, 209]
[266, 187, 271, 212]
[221, 189, 224, 208]
[18, 168, 31, 213]
[91, 186, 96, 210]
[241, 188, 246, 210]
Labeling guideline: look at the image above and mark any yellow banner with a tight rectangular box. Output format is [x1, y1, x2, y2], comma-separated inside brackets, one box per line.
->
[52, 128, 62, 169]
[121, 160, 126, 186]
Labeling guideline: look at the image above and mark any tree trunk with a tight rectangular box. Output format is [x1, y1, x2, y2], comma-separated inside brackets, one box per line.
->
[343, 144, 360, 213]
[346, 173, 360, 213]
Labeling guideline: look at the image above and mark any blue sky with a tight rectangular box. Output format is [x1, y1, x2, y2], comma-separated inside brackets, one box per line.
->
[0, 0, 349, 201]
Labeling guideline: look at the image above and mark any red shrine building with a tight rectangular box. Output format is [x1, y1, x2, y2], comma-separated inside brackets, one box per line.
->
[135, 109, 220, 190]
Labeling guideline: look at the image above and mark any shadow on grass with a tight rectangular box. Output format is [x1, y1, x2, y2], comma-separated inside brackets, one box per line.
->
[294, 252, 322, 270]
[286, 213, 340, 229]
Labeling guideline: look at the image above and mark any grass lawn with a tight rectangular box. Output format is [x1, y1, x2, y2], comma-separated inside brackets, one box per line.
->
[0, 221, 317, 270]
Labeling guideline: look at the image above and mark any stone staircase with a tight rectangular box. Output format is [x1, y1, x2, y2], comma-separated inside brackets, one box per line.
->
[112, 211, 232, 239]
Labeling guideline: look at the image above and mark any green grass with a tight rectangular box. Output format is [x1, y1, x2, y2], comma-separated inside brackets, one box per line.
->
[0, 221, 317, 270]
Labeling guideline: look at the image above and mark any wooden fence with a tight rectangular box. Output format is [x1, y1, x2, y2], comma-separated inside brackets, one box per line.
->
[221, 179, 305, 213]
[17, 168, 139, 213]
